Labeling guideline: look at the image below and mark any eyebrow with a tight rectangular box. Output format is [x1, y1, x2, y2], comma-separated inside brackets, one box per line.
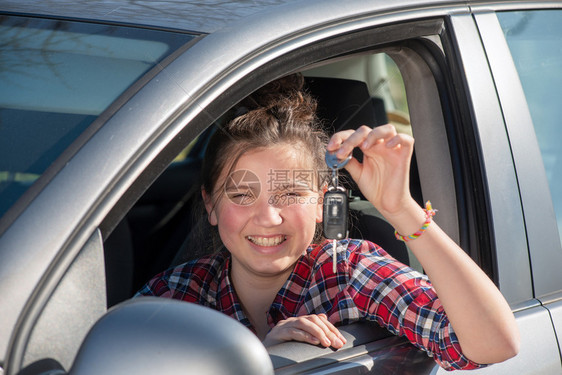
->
[272, 181, 314, 191]
[225, 184, 258, 192]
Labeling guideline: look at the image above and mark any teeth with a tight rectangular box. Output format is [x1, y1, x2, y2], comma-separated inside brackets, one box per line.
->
[247, 235, 286, 247]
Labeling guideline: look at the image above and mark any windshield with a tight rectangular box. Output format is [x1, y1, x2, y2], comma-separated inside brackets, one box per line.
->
[0, 15, 196, 218]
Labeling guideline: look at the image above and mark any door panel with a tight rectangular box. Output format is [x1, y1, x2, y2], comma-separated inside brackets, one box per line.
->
[546, 299, 562, 365]
[434, 306, 561, 374]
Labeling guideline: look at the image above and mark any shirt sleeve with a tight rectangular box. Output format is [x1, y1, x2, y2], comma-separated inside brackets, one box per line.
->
[345, 240, 486, 371]
[134, 268, 177, 299]
[134, 253, 226, 304]
[134, 261, 209, 302]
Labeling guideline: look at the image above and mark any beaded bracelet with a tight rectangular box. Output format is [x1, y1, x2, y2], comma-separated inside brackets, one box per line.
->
[394, 201, 437, 242]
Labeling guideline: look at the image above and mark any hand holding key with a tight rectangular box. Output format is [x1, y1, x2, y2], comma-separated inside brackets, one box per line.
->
[326, 124, 415, 220]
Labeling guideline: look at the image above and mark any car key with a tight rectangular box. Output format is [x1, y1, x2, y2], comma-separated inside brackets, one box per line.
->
[323, 150, 351, 272]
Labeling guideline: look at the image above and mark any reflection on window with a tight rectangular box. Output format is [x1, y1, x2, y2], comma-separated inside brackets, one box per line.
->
[0, 16, 195, 219]
[498, 10, 562, 245]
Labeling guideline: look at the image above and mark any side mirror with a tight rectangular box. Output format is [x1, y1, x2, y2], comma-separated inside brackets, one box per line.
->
[70, 297, 273, 374]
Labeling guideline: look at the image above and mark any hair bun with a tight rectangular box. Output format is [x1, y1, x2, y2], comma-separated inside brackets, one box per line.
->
[240, 73, 305, 110]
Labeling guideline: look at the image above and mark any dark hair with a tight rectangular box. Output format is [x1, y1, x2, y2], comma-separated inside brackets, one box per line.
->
[202, 74, 328, 198]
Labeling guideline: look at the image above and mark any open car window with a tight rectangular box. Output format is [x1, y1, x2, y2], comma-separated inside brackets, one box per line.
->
[116, 51, 422, 303]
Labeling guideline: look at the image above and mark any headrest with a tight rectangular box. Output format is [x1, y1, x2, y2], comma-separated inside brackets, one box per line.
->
[304, 76, 387, 133]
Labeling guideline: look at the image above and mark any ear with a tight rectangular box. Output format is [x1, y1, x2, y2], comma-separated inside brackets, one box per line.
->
[202, 188, 218, 226]
[315, 190, 324, 223]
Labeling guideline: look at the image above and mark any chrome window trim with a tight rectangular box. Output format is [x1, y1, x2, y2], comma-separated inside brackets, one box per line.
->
[469, 0, 562, 13]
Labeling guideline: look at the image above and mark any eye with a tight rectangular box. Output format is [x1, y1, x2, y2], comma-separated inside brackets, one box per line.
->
[284, 191, 300, 197]
[227, 190, 257, 205]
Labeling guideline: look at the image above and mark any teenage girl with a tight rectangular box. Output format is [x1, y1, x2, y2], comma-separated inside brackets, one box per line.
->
[137, 74, 519, 370]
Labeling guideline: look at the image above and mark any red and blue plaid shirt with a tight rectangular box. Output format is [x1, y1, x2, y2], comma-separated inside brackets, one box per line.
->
[136, 239, 483, 371]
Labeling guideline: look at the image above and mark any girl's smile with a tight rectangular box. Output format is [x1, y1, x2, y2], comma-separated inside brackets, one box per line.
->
[246, 235, 287, 247]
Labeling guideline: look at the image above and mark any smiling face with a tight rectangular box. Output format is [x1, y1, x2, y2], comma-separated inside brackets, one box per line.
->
[204, 144, 323, 281]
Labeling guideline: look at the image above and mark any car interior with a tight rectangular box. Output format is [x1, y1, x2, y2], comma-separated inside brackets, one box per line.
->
[104, 51, 424, 308]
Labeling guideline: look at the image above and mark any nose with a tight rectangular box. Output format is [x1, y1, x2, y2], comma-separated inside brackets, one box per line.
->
[252, 194, 283, 227]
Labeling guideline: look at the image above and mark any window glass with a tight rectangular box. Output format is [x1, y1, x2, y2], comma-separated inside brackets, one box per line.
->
[0, 16, 196, 218]
[498, 10, 562, 244]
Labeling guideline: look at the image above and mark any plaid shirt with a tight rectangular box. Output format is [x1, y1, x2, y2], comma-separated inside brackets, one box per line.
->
[136, 239, 484, 371]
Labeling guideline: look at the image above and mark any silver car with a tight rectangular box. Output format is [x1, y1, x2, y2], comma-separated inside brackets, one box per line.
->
[1, 1, 561, 374]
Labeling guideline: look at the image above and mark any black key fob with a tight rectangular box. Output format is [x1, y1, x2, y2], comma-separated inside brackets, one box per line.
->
[323, 188, 349, 240]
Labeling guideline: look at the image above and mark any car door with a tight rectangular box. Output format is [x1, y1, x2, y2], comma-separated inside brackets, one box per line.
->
[476, 3, 562, 367]
[431, 4, 562, 374]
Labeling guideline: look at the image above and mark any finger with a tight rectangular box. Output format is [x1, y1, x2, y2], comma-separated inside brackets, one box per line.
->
[327, 129, 355, 152]
[276, 316, 347, 348]
[343, 156, 362, 184]
[315, 314, 345, 341]
[381, 133, 415, 159]
[333, 125, 372, 160]
[277, 316, 334, 347]
[268, 316, 331, 347]
[329, 124, 403, 157]
[360, 124, 398, 150]
[266, 319, 323, 346]
[318, 315, 347, 346]
[307, 315, 346, 348]
[286, 317, 332, 347]
[263, 327, 318, 347]
[287, 327, 323, 345]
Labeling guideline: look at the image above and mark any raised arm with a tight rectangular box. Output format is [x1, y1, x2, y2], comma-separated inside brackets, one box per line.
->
[327, 124, 520, 364]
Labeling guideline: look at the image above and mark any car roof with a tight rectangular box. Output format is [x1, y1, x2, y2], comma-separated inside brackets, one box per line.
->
[0, 0, 304, 34]
[0, 0, 499, 34]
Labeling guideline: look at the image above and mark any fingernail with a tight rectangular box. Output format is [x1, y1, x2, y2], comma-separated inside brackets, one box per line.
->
[386, 137, 399, 147]
[333, 338, 343, 348]
[322, 337, 331, 347]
